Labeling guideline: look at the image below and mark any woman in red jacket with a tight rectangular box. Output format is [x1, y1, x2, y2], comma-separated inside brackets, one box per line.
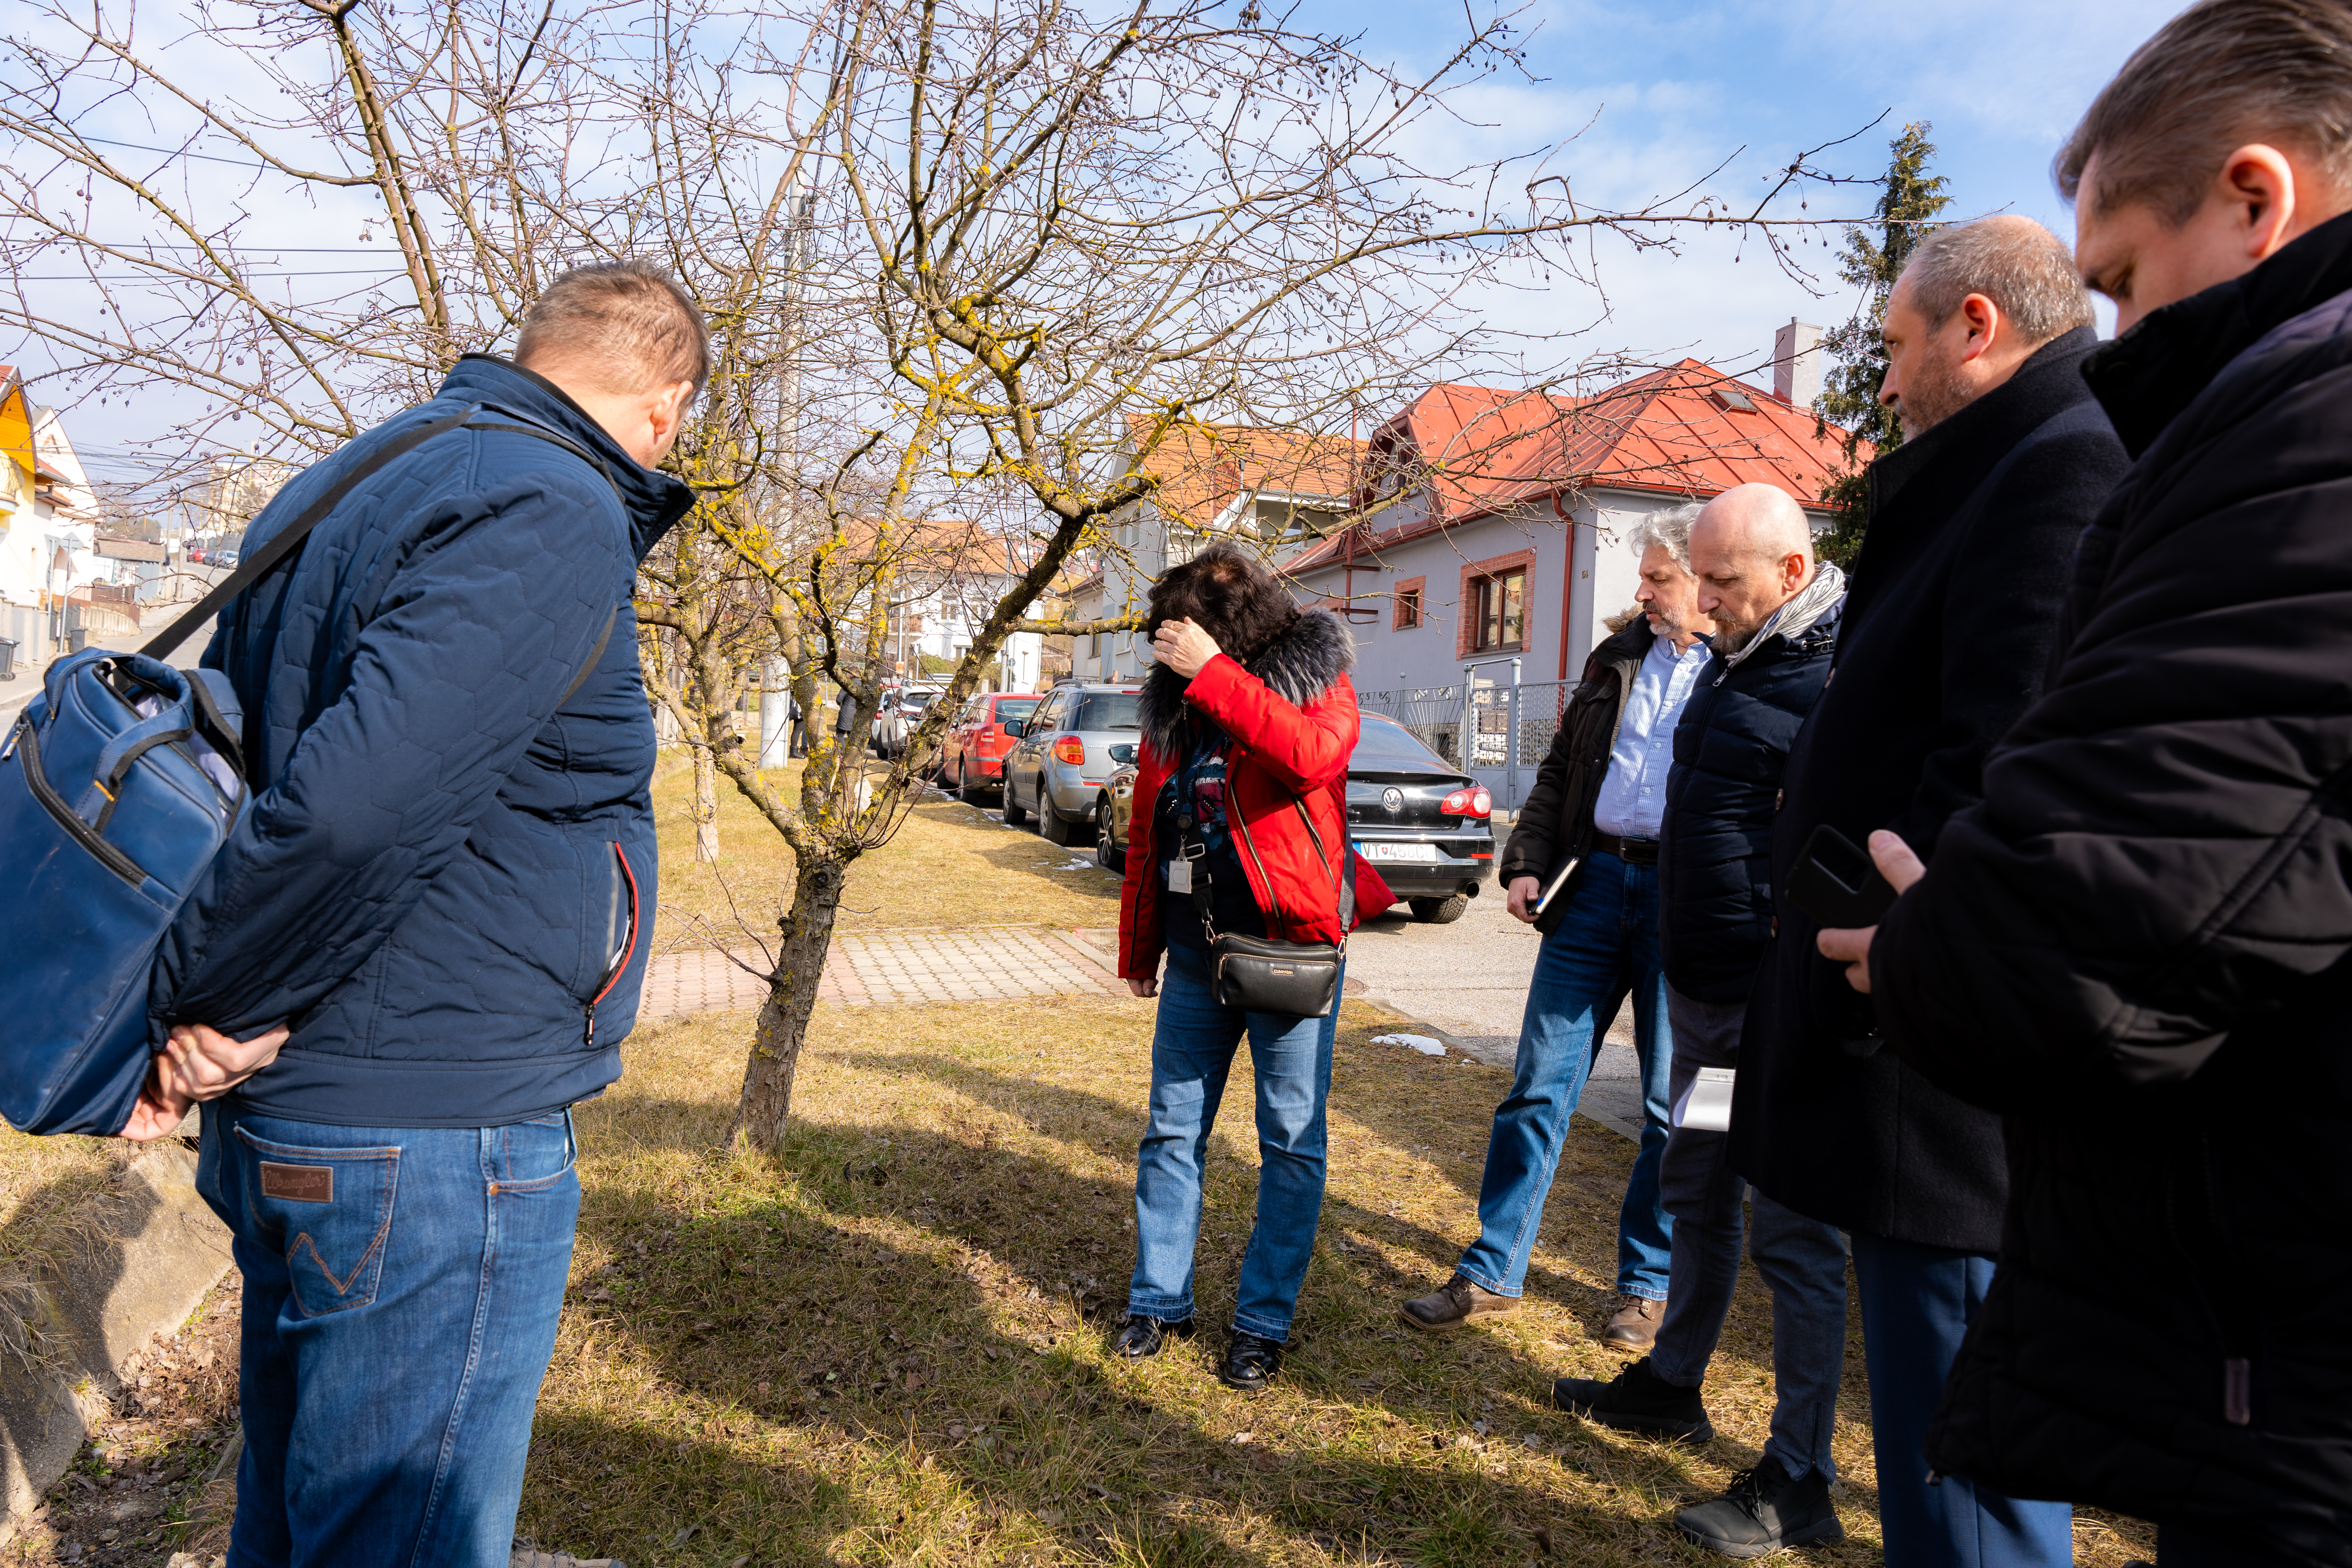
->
[1112, 543, 1392, 1391]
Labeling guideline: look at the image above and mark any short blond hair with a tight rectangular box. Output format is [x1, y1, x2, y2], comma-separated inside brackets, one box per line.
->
[516, 259, 710, 397]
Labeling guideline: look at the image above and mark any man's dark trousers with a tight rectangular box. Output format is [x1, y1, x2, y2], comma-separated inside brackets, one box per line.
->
[1849, 1234, 2073, 1568]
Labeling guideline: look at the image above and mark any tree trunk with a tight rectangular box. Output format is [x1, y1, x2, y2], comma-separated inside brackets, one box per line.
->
[693, 746, 720, 863]
[730, 854, 846, 1152]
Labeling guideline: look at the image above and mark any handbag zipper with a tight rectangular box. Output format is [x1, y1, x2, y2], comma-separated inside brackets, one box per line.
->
[9, 718, 147, 885]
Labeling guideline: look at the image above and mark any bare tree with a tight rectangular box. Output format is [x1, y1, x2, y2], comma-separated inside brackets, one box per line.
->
[2, 0, 1867, 1153]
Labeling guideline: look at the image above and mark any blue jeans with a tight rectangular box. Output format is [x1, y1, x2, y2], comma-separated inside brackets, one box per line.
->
[1849, 1232, 2073, 1568]
[197, 1102, 581, 1568]
[1651, 983, 1848, 1482]
[1129, 950, 1343, 1342]
[1458, 851, 1673, 1299]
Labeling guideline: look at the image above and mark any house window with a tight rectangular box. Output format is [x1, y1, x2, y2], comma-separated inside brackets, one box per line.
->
[1394, 579, 1424, 630]
[1090, 629, 1102, 662]
[1472, 568, 1525, 652]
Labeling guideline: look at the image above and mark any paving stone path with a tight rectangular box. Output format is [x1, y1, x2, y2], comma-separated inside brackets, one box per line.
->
[638, 926, 1130, 1021]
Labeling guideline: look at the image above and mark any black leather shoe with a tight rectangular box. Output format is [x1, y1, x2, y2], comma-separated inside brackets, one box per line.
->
[1110, 1312, 1194, 1359]
[1219, 1330, 1285, 1392]
[1552, 1354, 1715, 1444]
[1674, 1456, 1844, 1558]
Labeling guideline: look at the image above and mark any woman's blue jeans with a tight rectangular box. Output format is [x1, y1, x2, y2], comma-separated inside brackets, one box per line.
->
[197, 1102, 581, 1568]
[1128, 949, 1343, 1343]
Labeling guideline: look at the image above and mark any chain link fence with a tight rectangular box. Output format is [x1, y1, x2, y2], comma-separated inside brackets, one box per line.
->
[1354, 676, 1575, 812]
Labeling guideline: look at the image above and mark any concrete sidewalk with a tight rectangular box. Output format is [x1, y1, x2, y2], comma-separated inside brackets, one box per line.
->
[637, 925, 1133, 1022]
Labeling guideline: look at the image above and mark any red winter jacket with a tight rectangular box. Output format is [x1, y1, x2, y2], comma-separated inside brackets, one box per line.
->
[1118, 612, 1394, 981]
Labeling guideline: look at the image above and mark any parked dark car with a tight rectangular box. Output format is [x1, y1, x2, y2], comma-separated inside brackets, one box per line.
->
[938, 691, 1041, 800]
[1095, 711, 1494, 920]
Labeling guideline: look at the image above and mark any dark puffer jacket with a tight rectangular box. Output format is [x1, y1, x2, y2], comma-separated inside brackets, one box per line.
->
[1499, 617, 1648, 935]
[1658, 566, 1842, 1003]
[150, 356, 693, 1128]
[1875, 213, 2352, 1557]
[1730, 327, 2127, 1251]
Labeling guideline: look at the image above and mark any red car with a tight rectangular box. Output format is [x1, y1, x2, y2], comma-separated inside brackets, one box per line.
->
[938, 691, 1041, 800]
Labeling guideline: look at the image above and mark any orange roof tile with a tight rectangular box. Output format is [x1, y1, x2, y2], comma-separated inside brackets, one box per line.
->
[1282, 361, 1867, 572]
[1125, 419, 1367, 534]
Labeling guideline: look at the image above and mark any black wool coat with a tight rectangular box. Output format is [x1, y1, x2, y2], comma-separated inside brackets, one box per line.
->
[1878, 215, 2352, 1558]
[1659, 592, 1840, 1004]
[1730, 326, 2130, 1250]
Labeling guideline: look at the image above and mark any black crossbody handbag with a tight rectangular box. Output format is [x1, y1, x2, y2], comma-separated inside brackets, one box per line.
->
[1187, 783, 1352, 1018]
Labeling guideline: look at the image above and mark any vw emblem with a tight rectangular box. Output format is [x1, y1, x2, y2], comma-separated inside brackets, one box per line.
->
[1381, 787, 1405, 814]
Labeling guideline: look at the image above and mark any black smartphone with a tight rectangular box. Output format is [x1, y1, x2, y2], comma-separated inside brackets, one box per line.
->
[1786, 824, 1897, 929]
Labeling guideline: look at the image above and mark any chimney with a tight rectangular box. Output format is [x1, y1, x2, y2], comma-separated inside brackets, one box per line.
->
[1773, 318, 1825, 410]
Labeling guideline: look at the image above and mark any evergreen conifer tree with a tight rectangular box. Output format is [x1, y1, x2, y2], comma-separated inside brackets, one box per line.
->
[1814, 122, 1952, 564]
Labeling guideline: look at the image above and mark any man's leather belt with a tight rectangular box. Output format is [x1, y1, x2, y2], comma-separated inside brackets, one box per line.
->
[1592, 831, 1660, 865]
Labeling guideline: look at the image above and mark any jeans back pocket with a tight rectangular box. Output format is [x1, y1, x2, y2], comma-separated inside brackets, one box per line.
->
[235, 1126, 402, 1317]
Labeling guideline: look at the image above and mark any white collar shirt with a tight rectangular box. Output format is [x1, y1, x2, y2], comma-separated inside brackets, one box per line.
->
[1590, 630, 1710, 842]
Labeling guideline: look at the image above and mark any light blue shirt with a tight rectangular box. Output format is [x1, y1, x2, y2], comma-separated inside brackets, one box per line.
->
[1591, 631, 1710, 840]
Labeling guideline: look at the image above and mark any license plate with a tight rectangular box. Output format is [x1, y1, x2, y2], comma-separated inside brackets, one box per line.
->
[1355, 841, 1440, 862]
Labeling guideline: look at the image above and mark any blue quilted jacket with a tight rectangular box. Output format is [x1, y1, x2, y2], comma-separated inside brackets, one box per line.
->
[149, 356, 694, 1127]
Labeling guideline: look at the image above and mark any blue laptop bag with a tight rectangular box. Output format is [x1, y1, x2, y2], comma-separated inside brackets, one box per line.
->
[0, 403, 618, 1135]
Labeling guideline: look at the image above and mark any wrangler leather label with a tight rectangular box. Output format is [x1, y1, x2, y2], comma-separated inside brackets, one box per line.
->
[259, 1162, 334, 1203]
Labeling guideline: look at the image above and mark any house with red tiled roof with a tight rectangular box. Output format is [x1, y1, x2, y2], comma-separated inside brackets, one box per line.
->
[1069, 420, 1366, 681]
[1280, 337, 1860, 697]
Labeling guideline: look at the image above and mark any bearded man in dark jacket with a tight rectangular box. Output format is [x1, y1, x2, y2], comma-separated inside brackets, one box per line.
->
[1554, 484, 1854, 1559]
[1735, 215, 2130, 1568]
[1826, 4, 2352, 1562]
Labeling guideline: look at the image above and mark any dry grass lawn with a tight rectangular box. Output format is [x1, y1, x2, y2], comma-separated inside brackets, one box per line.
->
[520, 998, 2158, 1567]
[649, 755, 1120, 955]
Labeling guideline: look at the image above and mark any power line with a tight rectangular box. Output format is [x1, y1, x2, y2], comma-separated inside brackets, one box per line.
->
[8, 269, 403, 280]
[13, 245, 403, 253]
[60, 134, 345, 172]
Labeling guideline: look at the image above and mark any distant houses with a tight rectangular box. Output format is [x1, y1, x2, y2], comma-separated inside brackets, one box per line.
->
[1282, 348, 1856, 699]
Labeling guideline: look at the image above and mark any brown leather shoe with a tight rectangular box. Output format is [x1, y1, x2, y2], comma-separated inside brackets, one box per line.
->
[1397, 1272, 1517, 1332]
[1601, 1294, 1665, 1350]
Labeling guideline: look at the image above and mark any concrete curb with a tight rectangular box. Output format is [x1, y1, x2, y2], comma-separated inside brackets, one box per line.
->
[0, 1137, 235, 1542]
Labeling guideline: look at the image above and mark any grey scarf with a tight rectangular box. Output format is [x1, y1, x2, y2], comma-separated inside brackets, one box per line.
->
[1718, 559, 1847, 670]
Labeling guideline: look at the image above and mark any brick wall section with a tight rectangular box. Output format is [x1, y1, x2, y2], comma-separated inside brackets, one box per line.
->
[1455, 547, 1535, 661]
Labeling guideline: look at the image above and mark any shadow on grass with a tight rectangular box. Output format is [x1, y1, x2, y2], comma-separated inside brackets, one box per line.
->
[537, 1071, 1817, 1567]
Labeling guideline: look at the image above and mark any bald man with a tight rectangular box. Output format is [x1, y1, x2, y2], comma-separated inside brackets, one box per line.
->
[1734, 215, 2125, 1568]
[1555, 482, 1855, 1557]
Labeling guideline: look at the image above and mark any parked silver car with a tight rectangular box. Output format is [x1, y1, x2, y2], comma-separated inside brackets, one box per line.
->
[1000, 680, 1142, 844]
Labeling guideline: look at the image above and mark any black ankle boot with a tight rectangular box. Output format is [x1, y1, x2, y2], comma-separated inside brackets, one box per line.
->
[1109, 1312, 1193, 1359]
[1552, 1354, 1715, 1444]
[1220, 1330, 1285, 1392]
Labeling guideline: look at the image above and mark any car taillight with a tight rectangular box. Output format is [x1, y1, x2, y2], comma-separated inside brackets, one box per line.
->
[1053, 735, 1087, 766]
[1440, 786, 1493, 817]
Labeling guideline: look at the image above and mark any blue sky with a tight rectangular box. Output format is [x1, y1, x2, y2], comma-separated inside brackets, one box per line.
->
[1302, 0, 2187, 380]
[15, 0, 2190, 489]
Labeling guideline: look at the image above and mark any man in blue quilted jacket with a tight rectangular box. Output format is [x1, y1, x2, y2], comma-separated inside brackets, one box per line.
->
[138, 261, 701, 1568]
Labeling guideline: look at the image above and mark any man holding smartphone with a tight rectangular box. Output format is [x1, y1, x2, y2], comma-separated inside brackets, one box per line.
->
[1733, 217, 2128, 1568]
[1397, 508, 1709, 1348]
[1556, 485, 1855, 1557]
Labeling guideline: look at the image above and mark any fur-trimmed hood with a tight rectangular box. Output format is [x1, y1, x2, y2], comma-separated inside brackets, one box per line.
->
[1138, 607, 1354, 756]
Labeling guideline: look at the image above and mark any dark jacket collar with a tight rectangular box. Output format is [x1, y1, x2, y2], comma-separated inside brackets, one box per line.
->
[1844, 326, 2102, 639]
[441, 354, 696, 555]
[1138, 607, 1353, 756]
[1584, 616, 1654, 683]
[1866, 325, 2103, 517]
[2084, 207, 2352, 457]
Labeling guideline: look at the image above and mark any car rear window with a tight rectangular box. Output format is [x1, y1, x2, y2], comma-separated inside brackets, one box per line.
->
[1353, 713, 1449, 769]
[1074, 693, 1140, 731]
[991, 697, 1040, 724]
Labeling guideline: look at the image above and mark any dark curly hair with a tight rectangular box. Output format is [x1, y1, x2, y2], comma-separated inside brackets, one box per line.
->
[1145, 541, 1301, 673]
